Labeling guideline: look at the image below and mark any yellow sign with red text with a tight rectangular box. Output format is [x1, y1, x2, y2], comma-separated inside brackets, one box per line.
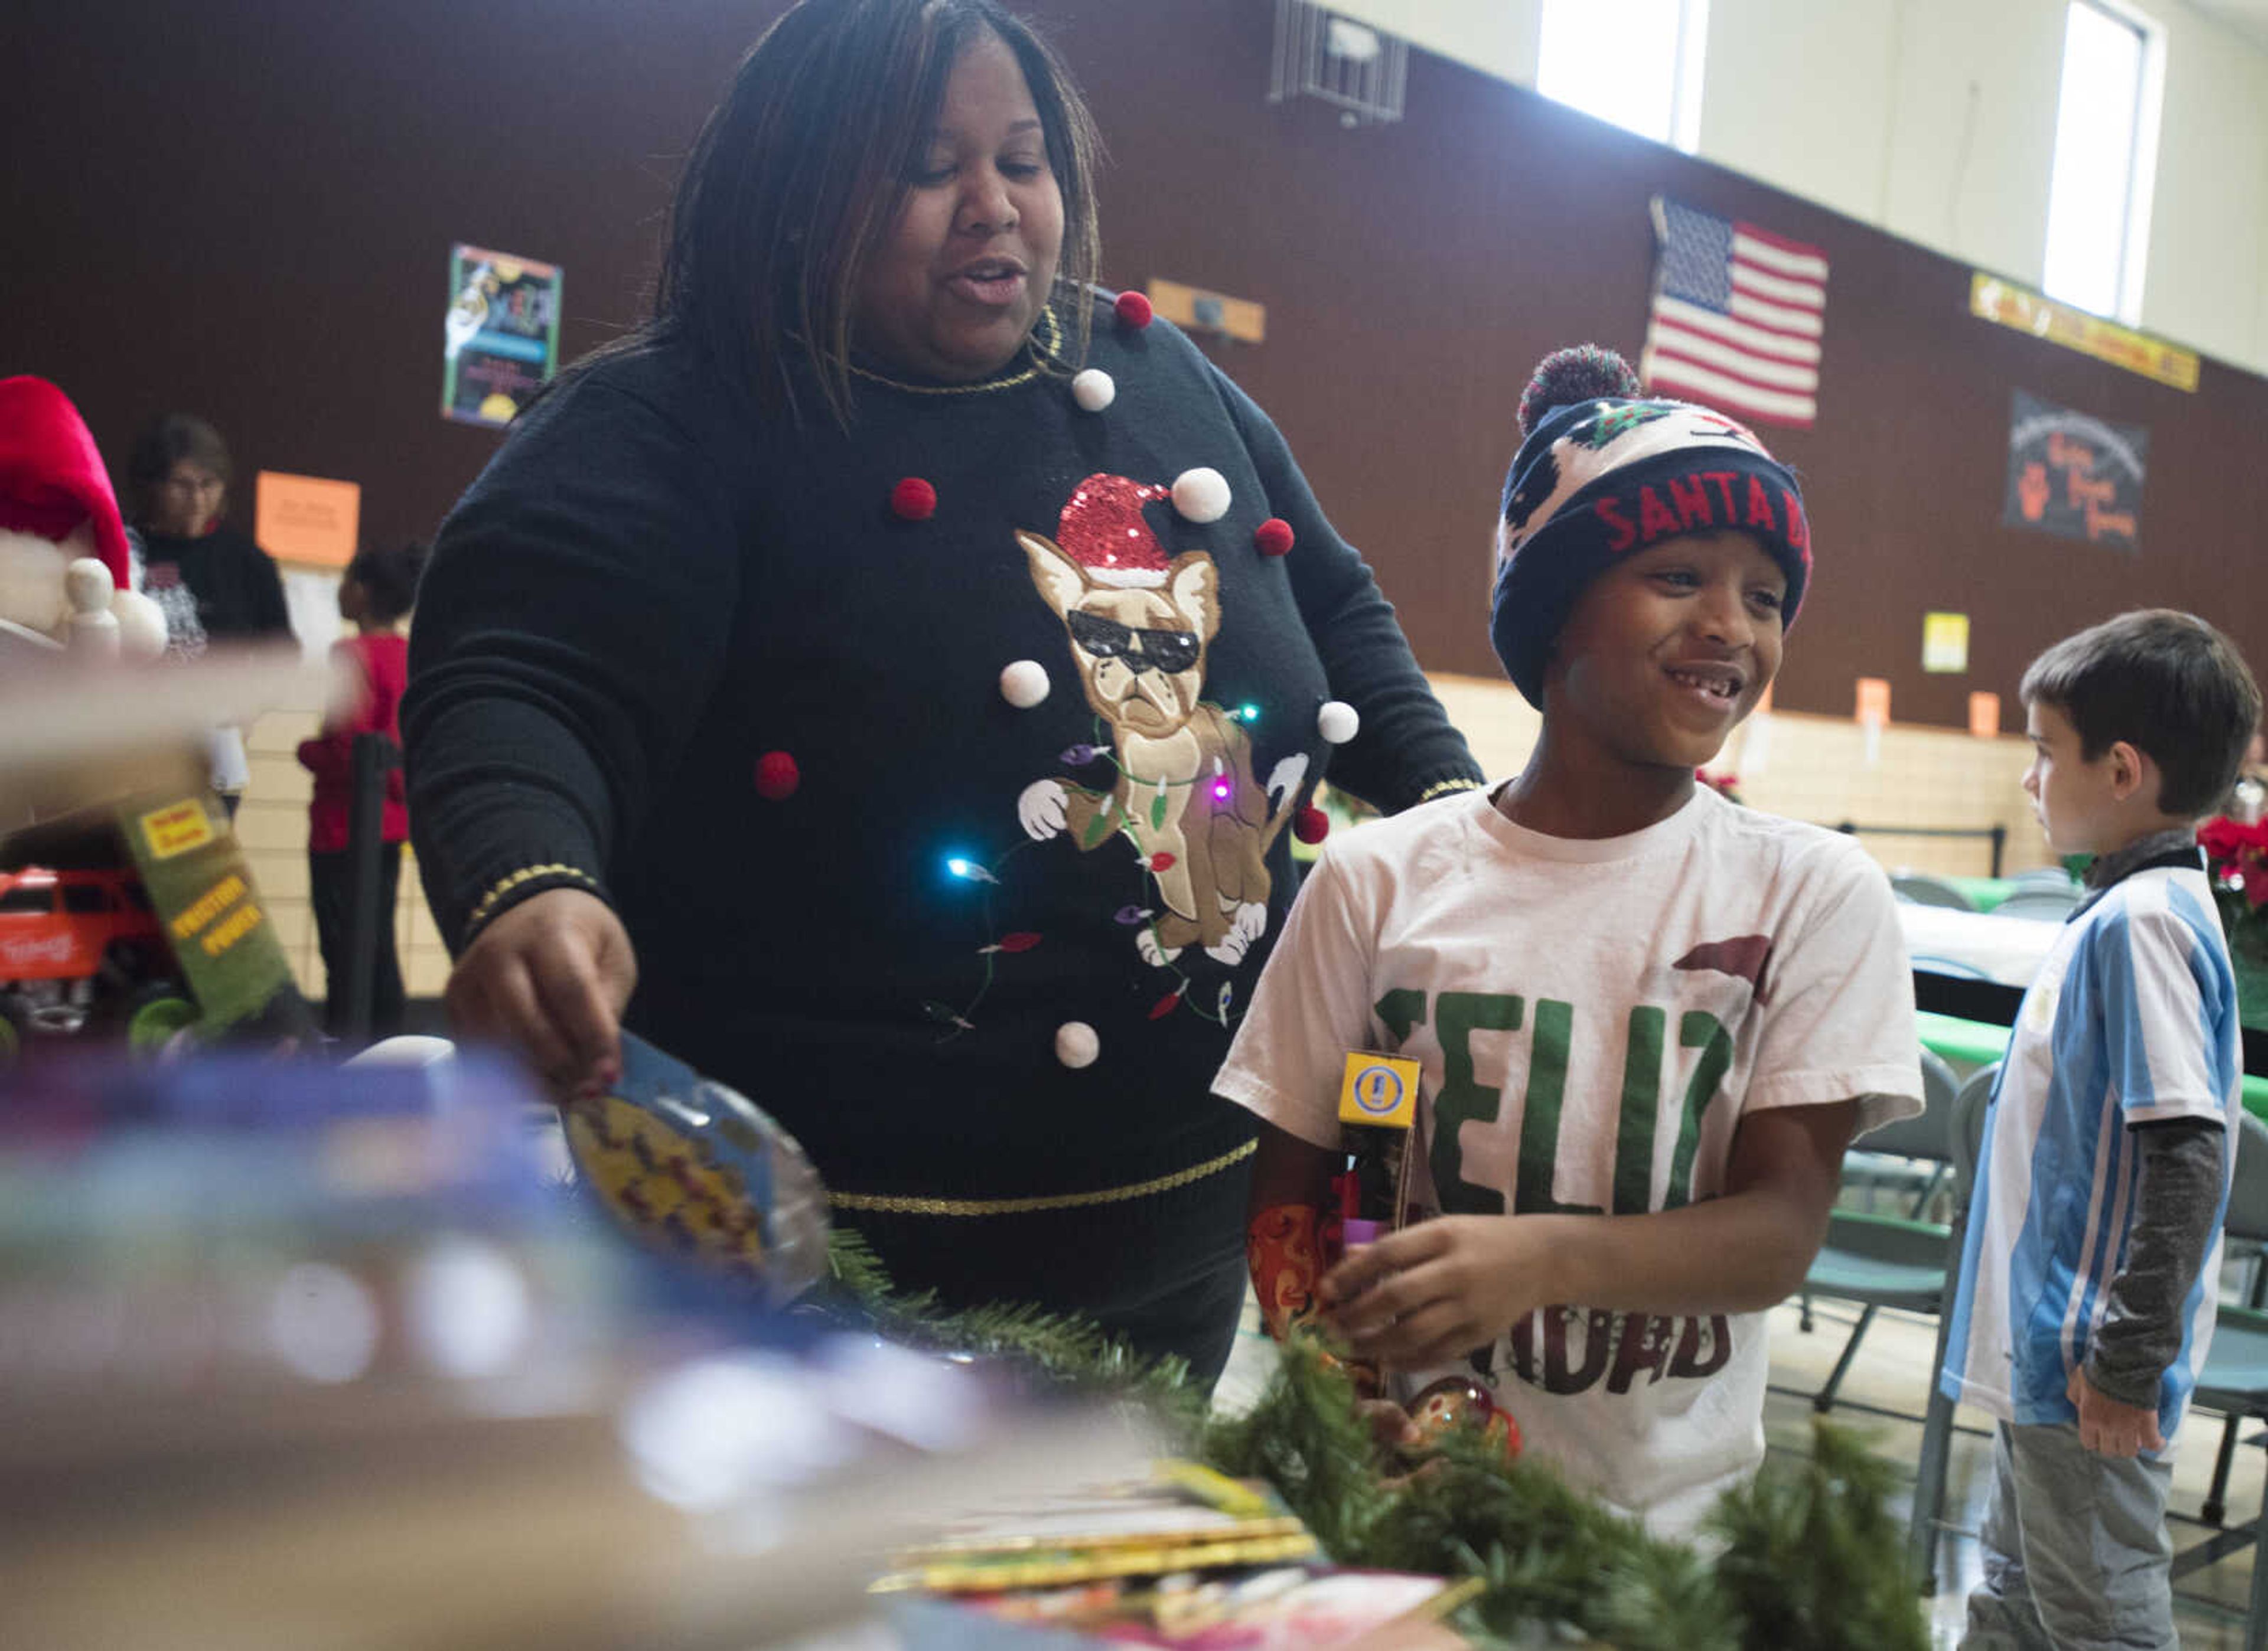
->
[1969, 274, 2198, 392]
[138, 798, 214, 860]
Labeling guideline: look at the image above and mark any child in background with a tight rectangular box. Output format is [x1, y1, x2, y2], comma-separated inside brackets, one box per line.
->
[298, 540, 425, 1041]
[1943, 610, 2259, 1650]
[1216, 346, 1922, 1534]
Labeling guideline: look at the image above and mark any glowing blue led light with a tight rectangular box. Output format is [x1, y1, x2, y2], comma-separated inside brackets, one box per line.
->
[1239, 703, 1260, 722]
[945, 856, 998, 884]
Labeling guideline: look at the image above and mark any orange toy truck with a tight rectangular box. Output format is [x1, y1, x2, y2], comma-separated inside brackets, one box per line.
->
[0, 866, 196, 1059]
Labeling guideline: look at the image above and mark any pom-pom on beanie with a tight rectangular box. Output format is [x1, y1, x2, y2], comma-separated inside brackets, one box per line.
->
[1489, 345, 1811, 708]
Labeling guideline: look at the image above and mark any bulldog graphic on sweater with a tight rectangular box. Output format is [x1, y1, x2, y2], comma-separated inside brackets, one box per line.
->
[1017, 474, 1305, 967]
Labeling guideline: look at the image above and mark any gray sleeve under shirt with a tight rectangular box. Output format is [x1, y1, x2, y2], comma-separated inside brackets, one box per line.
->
[2084, 1116, 2228, 1410]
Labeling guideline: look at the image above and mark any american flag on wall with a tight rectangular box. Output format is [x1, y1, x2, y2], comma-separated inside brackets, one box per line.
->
[1641, 198, 1828, 429]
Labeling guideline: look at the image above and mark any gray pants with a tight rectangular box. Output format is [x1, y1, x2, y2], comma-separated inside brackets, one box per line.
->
[1961, 1421, 2175, 1650]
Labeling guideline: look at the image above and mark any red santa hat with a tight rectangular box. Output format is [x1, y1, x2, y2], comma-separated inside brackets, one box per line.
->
[0, 376, 132, 589]
[1055, 474, 1174, 588]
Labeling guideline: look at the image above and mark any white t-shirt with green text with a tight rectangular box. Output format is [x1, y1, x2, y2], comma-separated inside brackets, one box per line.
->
[1216, 783, 1922, 1532]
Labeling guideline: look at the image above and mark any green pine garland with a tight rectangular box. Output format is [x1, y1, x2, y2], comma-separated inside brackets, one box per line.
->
[1706, 1421, 1933, 1651]
[820, 1232, 1929, 1648]
[823, 1229, 1205, 1428]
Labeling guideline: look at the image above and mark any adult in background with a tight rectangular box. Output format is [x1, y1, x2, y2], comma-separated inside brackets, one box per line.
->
[123, 413, 292, 652]
[123, 413, 295, 814]
[404, 0, 1482, 1382]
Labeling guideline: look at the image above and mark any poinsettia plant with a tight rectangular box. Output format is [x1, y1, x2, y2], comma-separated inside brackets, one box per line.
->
[2199, 815, 2268, 961]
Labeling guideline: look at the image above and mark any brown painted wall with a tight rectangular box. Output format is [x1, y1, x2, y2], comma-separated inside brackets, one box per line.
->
[11, 1, 2262, 725]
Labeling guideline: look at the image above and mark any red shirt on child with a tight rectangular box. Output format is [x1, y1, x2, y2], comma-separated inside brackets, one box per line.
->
[296, 632, 408, 853]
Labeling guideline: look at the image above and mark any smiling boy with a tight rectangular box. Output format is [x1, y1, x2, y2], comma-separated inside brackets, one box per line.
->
[1215, 347, 1922, 1533]
[1943, 611, 2259, 1650]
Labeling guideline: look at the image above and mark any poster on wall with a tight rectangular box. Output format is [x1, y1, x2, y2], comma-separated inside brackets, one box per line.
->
[2002, 390, 2147, 553]
[441, 244, 562, 428]
[1921, 612, 1969, 674]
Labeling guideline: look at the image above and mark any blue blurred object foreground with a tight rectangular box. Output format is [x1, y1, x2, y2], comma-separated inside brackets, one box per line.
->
[0, 1050, 1148, 1649]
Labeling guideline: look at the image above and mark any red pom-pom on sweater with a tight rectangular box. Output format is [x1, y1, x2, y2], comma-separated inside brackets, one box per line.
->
[1113, 290, 1153, 329]
[754, 751, 800, 800]
[889, 477, 937, 520]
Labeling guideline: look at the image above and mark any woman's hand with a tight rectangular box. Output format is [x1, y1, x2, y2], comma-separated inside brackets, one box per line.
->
[1319, 1216, 1555, 1368]
[444, 888, 637, 1100]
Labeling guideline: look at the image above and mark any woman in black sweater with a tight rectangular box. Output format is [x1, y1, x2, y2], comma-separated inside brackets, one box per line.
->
[405, 0, 1481, 1381]
[123, 413, 292, 651]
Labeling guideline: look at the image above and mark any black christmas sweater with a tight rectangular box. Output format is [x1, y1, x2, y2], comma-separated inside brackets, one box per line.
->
[133, 524, 293, 645]
[405, 299, 1483, 1203]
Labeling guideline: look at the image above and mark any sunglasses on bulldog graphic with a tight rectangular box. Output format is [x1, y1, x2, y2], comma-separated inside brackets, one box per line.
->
[1065, 611, 1202, 674]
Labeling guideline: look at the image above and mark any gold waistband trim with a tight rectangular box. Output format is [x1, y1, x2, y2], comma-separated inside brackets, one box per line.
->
[829, 1137, 1256, 1218]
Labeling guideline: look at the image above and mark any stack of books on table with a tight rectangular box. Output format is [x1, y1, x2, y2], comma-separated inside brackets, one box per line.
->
[876, 1460, 1480, 1649]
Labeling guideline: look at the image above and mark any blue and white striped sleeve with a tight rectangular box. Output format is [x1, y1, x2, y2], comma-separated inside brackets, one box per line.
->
[2099, 889, 2239, 1129]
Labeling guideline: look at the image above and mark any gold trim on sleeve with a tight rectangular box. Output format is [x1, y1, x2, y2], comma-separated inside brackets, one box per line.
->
[464, 863, 599, 934]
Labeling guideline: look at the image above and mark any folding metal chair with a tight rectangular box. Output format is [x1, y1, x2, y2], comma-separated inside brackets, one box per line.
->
[1992, 886, 2084, 921]
[1799, 1049, 1957, 1370]
[1903, 1061, 1999, 1593]
[2174, 1111, 2268, 1650]
[1892, 873, 1976, 911]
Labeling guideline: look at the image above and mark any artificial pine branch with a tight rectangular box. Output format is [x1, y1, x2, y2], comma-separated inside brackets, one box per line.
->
[1205, 1337, 1736, 1646]
[820, 1229, 1203, 1427]
[1705, 1420, 1930, 1651]
[1200, 1329, 1389, 1557]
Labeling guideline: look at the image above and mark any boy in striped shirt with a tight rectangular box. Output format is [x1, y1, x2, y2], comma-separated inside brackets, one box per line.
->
[1944, 610, 2260, 1649]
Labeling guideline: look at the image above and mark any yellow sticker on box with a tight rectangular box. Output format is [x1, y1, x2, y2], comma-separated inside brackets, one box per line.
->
[139, 798, 214, 860]
[1338, 1051, 1420, 1128]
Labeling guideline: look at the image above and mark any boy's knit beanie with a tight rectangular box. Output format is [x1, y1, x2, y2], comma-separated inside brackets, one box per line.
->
[1490, 346, 1812, 708]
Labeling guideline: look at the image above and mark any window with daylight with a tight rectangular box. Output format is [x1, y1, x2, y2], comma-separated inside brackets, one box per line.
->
[2042, 0, 2161, 322]
[1536, 0, 1708, 154]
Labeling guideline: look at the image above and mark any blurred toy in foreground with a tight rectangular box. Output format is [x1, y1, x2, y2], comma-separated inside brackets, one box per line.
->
[0, 377, 165, 661]
[1, 644, 327, 1067]
[562, 1031, 830, 1304]
[0, 1047, 1138, 1650]
[0, 863, 195, 1061]
[0, 383, 324, 1063]
[0, 791, 316, 1067]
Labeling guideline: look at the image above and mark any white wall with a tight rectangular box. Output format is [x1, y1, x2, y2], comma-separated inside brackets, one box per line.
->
[1696, 0, 1900, 239]
[1328, 0, 2268, 377]
[2142, 0, 2268, 370]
